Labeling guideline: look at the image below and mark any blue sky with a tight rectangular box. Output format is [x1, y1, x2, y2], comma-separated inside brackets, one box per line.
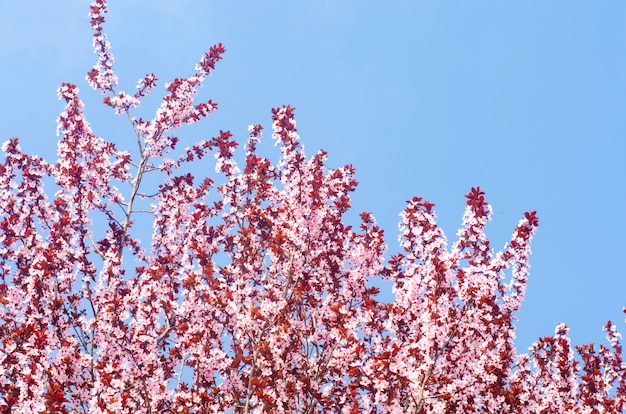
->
[1, 1, 625, 353]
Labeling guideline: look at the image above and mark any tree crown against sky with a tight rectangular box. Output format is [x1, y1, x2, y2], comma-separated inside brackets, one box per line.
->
[0, 1, 625, 412]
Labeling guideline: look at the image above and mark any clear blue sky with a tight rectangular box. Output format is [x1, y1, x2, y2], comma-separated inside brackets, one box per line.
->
[1, 1, 625, 353]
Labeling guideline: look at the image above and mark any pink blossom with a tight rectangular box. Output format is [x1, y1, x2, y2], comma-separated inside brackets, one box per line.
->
[1, 2, 625, 413]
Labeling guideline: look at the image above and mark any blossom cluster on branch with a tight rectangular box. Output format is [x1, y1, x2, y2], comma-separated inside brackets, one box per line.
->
[0, 1, 625, 412]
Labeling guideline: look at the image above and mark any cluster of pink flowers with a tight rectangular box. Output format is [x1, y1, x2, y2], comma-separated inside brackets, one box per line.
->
[0, 1, 625, 412]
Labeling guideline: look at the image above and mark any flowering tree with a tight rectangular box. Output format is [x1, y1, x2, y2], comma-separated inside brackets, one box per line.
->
[1, 1, 625, 413]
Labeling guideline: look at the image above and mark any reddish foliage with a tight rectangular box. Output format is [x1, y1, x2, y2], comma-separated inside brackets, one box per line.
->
[0, 1, 625, 413]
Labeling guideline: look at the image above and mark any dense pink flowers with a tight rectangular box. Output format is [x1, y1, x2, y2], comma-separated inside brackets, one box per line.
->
[1, 1, 625, 412]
